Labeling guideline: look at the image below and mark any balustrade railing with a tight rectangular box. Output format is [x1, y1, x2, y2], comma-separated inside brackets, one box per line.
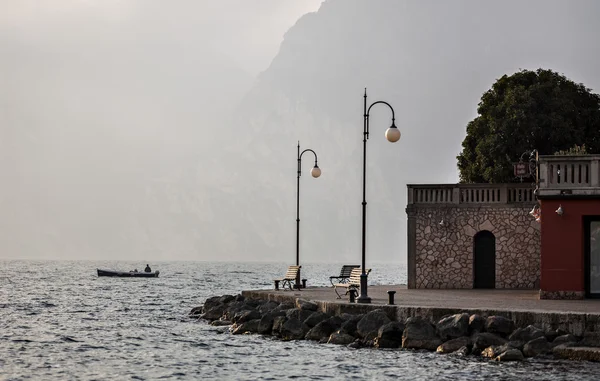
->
[539, 155, 600, 189]
[408, 156, 600, 205]
[407, 184, 535, 205]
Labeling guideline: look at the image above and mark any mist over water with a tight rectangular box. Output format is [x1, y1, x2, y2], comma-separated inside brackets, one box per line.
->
[2, 0, 600, 264]
[3, 260, 600, 380]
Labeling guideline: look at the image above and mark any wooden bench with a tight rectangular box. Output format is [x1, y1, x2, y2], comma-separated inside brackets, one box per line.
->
[329, 265, 360, 286]
[274, 265, 301, 290]
[333, 267, 371, 299]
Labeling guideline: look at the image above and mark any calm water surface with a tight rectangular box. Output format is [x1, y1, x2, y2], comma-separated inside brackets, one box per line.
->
[1, 260, 599, 380]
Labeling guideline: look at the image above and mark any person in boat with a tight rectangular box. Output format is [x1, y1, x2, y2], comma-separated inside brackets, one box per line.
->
[144, 264, 152, 273]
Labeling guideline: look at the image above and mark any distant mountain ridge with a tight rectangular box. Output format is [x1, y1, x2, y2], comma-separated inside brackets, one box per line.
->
[217, 0, 600, 264]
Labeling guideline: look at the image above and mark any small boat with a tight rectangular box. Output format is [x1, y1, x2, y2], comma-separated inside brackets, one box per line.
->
[97, 269, 160, 278]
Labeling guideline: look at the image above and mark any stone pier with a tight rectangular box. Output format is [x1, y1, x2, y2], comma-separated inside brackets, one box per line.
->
[242, 286, 600, 336]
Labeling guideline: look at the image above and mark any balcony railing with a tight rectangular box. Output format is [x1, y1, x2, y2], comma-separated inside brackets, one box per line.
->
[539, 155, 600, 189]
[407, 184, 535, 205]
[408, 156, 600, 205]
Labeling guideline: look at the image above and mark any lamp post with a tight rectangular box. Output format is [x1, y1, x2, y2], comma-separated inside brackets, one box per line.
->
[296, 141, 321, 289]
[358, 89, 401, 303]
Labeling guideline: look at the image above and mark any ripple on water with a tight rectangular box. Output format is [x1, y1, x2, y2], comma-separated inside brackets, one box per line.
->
[2, 260, 600, 380]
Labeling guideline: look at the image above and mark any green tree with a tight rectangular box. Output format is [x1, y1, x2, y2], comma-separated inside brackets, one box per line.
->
[554, 144, 588, 156]
[457, 69, 600, 183]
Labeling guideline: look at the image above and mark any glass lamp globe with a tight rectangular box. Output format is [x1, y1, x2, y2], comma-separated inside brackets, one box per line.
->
[385, 125, 401, 143]
[311, 166, 321, 178]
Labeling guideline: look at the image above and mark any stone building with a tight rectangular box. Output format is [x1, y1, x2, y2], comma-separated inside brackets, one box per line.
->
[406, 184, 541, 289]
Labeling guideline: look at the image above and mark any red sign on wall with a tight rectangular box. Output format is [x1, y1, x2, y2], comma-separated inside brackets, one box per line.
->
[514, 162, 528, 177]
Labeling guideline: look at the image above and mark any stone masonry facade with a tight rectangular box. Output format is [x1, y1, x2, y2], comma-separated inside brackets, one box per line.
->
[407, 206, 540, 289]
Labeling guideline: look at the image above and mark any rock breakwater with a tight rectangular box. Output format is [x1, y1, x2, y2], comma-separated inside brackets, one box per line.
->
[190, 294, 599, 362]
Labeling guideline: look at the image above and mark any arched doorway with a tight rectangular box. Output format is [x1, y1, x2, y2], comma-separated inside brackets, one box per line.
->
[474, 230, 496, 289]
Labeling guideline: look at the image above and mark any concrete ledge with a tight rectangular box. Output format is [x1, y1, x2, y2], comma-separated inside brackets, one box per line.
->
[540, 290, 585, 300]
[554, 346, 600, 362]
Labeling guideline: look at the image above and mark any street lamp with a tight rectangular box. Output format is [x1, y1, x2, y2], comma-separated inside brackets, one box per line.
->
[296, 141, 321, 289]
[358, 88, 400, 303]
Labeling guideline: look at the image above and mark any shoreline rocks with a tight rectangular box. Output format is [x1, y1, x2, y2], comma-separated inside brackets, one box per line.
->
[191, 294, 592, 363]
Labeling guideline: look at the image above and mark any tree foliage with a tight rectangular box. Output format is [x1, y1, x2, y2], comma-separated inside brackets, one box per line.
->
[457, 69, 600, 183]
[554, 144, 588, 156]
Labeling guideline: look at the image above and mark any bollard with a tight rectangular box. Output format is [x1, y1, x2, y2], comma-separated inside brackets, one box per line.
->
[387, 290, 396, 305]
[274, 280, 280, 291]
[349, 289, 356, 303]
[302, 279, 307, 288]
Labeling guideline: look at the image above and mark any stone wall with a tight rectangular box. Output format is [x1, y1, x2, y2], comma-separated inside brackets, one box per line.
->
[406, 205, 540, 289]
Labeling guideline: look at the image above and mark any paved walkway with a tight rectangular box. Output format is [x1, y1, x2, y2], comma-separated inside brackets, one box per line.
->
[252, 285, 600, 315]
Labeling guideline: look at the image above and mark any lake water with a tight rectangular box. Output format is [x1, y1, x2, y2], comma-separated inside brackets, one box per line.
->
[2, 260, 600, 380]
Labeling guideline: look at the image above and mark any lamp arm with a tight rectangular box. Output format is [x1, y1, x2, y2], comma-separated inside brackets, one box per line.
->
[365, 100, 396, 137]
[299, 149, 319, 170]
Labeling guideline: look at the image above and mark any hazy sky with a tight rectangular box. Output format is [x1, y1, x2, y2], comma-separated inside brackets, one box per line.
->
[0, 0, 323, 76]
[0, 0, 323, 262]
[1, 0, 599, 263]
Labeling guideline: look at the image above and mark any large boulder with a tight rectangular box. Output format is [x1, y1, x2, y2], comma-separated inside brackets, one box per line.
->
[258, 301, 280, 314]
[232, 309, 261, 324]
[454, 346, 470, 356]
[551, 334, 579, 347]
[544, 328, 568, 343]
[219, 294, 237, 305]
[210, 319, 232, 327]
[197, 294, 238, 319]
[201, 304, 227, 321]
[326, 316, 344, 330]
[523, 337, 552, 357]
[223, 301, 252, 321]
[257, 313, 276, 335]
[471, 332, 507, 355]
[190, 306, 203, 317]
[469, 314, 485, 334]
[272, 316, 287, 336]
[347, 340, 363, 349]
[339, 315, 362, 336]
[481, 342, 520, 358]
[485, 316, 515, 337]
[201, 296, 225, 314]
[402, 316, 442, 351]
[437, 337, 471, 354]
[508, 325, 545, 343]
[495, 349, 524, 362]
[280, 318, 310, 340]
[286, 308, 314, 323]
[231, 319, 260, 335]
[327, 332, 356, 345]
[374, 322, 406, 349]
[243, 298, 261, 308]
[304, 312, 331, 328]
[296, 299, 318, 311]
[305, 320, 338, 341]
[437, 313, 469, 340]
[506, 340, 525, 351]
[356, 310, 392, 340]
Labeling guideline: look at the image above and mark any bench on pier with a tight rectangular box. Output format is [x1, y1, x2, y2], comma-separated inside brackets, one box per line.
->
[333, 267, 371, 299]
[274, 265, 301, 290]
[329, 265, 360, 286]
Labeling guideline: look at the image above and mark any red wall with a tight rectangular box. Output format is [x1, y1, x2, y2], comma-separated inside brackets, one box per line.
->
[540, 199, 600, 292]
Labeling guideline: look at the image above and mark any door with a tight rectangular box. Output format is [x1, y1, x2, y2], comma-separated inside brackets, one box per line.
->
[585, 217, 600, 298]
[474, 230, 496, 289]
